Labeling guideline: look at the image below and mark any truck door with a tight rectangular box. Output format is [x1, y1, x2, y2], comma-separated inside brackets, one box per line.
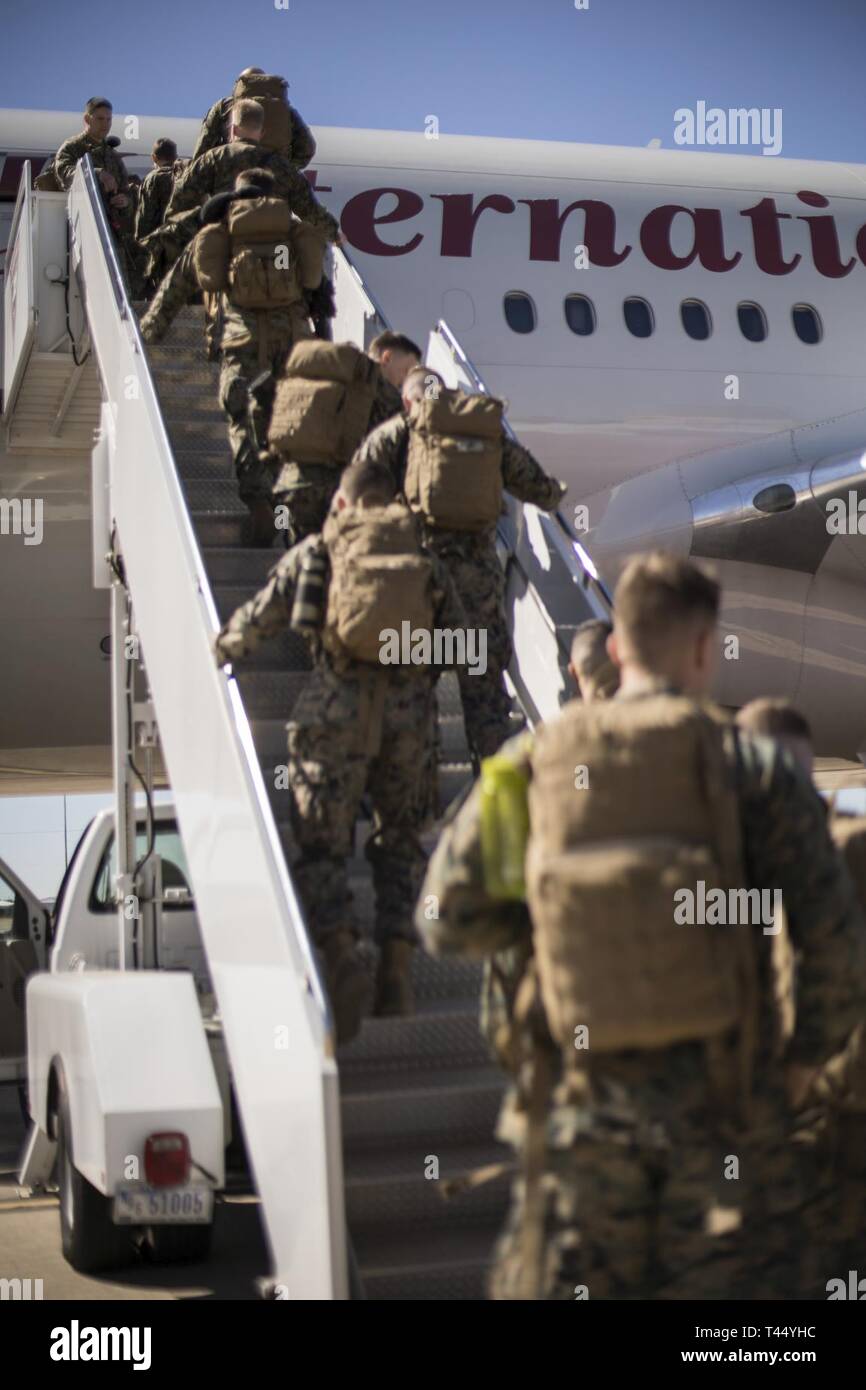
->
[0, 855, 49, 1082]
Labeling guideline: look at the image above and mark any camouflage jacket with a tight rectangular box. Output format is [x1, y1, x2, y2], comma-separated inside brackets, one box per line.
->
[366, 372, 404, 433]
[165, 140, 338, 242]
[353, 414, 567, 529]
[135, 164, 175, 240]
[215, 526, 467, 672]
[193, 95, 317, 168]
[54, 133, 128, 193]
[418, 694, 866, 1077]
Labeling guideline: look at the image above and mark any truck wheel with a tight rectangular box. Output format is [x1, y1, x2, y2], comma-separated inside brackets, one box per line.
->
[55, 1079, 131, 1274]
[147, 1220, 213, 1264]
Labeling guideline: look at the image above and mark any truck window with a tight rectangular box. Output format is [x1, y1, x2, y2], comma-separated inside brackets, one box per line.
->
[0, 868, 29, 940]
[90, 822, 193, 912]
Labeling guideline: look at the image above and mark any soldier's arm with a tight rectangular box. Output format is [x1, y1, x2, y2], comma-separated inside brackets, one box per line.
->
[285, 169, 340, 242]
[366, 373, 403, 434]
[54, 138, 82, 191]
[288, 106, 317, 170]
[501, 433, 567, 512]
[416, 732, 534, 957]
[352, 416, 410, 492]
[112, 153, 130, 193]
[215, 544, 307, 663]
[736, 732, 866, 1066]
[192, 101, 226, 160]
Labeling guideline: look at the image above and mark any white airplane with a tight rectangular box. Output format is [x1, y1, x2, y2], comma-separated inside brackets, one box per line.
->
[2, 105, 866, 789]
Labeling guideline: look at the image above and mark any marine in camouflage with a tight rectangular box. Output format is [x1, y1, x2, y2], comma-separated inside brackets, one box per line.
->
[193, 94, 317, 168]
[135, 164, 176, 241]
[271, 363, 406, 546]
[165, 140, 339, 243]
[417, 710, 866, 1299]
[354, 414, 566, 761]
[216, 531, 467, 947]
[54, 131, 144, 295]
[140, 235, 315, 507]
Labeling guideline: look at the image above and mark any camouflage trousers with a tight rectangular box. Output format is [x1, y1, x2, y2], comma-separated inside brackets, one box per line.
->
[281, 662, 438, 947]
[219, 343, 291, 509]
[489, 1045, 826, 1301]
[424, 530, 513, 765]
[272, 460, 341, 547]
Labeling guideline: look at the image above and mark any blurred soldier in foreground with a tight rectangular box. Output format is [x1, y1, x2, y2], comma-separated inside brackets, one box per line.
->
[193, 67, 317, 168]
[215, 459, 466, 1042]
[419, 552, 866, 1299]
[52, 98, 142, 294]
[355, 366, 566, 766]
[737, 696, 866, 1273]
[268, 331, 421, 547]
[141, 166, 332, 544]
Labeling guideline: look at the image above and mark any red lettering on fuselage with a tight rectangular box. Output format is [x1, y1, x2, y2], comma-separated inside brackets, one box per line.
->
[335, 182, 866, 277]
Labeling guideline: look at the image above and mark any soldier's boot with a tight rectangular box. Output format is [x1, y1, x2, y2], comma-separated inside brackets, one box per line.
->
[244, 497, 276, 549]
[373, 940, 415, 1018]
[139, 309, 171, 344]
[322, 932, 370, 1046]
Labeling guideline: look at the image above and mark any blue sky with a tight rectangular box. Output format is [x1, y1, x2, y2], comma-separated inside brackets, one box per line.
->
[2, 0, 864, 895]
[3, 0, 865, 162]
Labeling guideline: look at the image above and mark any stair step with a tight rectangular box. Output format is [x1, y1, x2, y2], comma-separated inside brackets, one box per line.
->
[204, 547, 283, 585]
[345, 1138, 511, 1231]
[352, 1223, 501, 1301]
[337, 998, 493, 1076]
[340, 1066, 505, 1150]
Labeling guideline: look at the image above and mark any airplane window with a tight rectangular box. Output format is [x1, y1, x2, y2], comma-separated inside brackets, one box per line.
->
[503, 292, 536, 334]
[792, 304, 822, 345]
[564, 295, 596, 336]
[681, 299, 712, 340]
[623, 298, 654, 338]
[737, 302, 767, 343]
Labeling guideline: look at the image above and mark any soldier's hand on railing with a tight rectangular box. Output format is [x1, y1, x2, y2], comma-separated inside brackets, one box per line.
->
[214, 629, 244, 667]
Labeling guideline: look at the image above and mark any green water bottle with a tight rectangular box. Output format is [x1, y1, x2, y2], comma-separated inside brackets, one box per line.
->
[479, 753, 531, 901]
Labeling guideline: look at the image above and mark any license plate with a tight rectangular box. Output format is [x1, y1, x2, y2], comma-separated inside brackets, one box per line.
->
[113, 1184, 213, 1225]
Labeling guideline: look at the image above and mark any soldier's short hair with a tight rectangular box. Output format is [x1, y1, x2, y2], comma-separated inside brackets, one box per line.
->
[153, 138, 178, 163]
[238, 67, 265, 79]
[85, 97, 112, 115]
[235, 167, 275, 193]
[403, 366, 444, 403]
[232, 99, 265, 132]
[614, 552, 720, 667]
[369, 331, 422, 362]
[340, 459, 396, 508]
[736, 698, 813, 746]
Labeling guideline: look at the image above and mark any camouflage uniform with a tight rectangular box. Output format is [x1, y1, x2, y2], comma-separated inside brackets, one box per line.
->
[354, 415, 566, 762]
[272, 368, 404, 547]
[136, 163, 179, 294]
[165, 140, 337, 236]
[193, 95, 317, 167]
[216, 529, 466, 947]
[141, 233, 315, 508]
[417, 702, 866, 1300]
[53, 132, 143, 295]
[135, 164, 176, 241]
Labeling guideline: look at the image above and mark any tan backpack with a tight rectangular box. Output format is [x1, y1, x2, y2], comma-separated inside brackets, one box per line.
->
[405, 390, 504, 532]
[321, 503, 434, 665]
[269, 340, 379, 466]
[223, 198, 303, 308]
[231, 73, 293, 154]
[525, 694, 753, 1055]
